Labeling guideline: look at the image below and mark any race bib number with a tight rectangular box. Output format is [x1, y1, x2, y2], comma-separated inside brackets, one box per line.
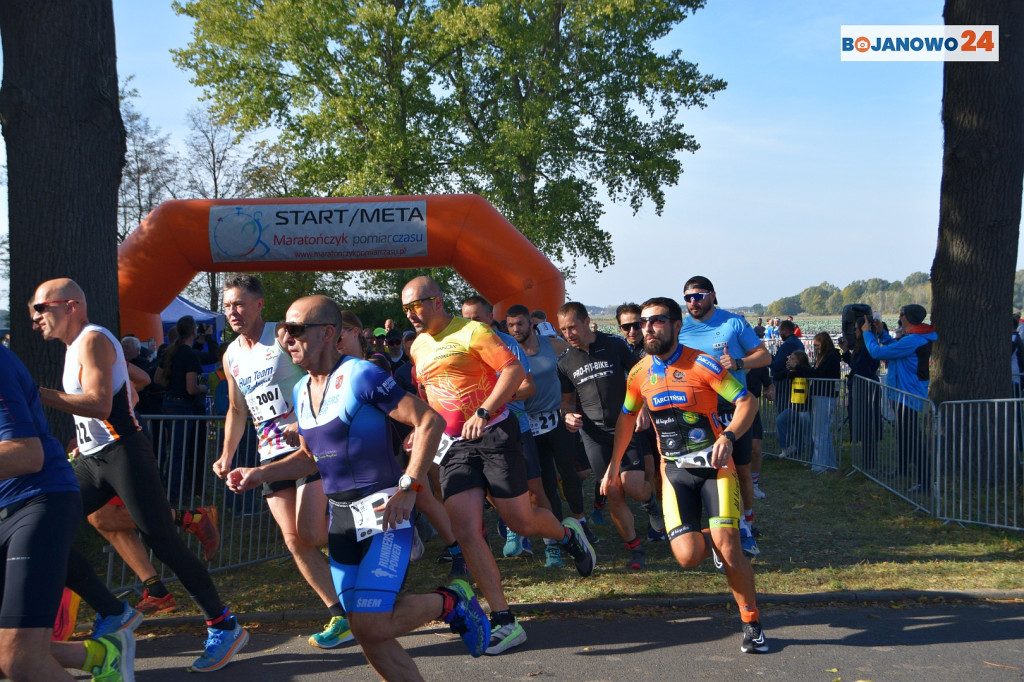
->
[245, 384, 288, 423]
[673, 447, 714, 469]
[350, 487, 411, 540]
[433, 433, 454, 466]
[529, 410, 559, 436]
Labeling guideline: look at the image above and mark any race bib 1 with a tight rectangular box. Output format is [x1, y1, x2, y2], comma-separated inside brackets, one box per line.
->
[350, 487, 411, 540]
[245, 384, 288, 423]
[673, 446, 715, 469]
[529, 410, 559, 436]
[433, 433, 454, 466]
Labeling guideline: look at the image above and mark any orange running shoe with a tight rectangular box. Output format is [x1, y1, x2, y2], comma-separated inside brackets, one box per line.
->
[136, 589, 177, 615]
[186, 506, 221, 561]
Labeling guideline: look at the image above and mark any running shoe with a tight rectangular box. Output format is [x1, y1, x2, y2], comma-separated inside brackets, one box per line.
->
[188, 620, 249, 673]
[561, 518, 596, 577]
[544, 544, 563, 568]
[485, 617, 527, 656]
[90, 630, 136, 682]
[740, 620, 769, 653]
[753, 484, 767, 500]
[642, 496, 665, 533]
[580, 518, 600, 545]
[647, 525, 667, 542]
[185, 507, 221, 561]
[627, 546, 646, 571]
[496, 519, 508, 540]
[437, 544, 455, 564]
[502, 530, 524, 557]
[90, 601, 143, 639]
[740, 526, 760, 558]
[590, 508, 607, 525]
[449, 552, 470, 578]
[135, 590, 177, 615]
[444, 579, 490, 658]
[521, 537, 533, 556]
[308, 615, 354, 649]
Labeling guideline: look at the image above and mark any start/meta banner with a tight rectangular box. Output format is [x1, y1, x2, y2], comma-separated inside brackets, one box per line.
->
[208, 201, 428, 263]
[841, 25, 999, 62]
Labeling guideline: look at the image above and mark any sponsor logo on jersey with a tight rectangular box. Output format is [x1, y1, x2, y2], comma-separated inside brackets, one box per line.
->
[356, 598, 383, 608]
[232, 363, 239, 377]
[335, 375, 344, 389]
[649, 373, 659, 385]
[371, 567, 395, 579]
[689, 427, 706, 442]
[673, 370, 685, 380]
[682, 411, 699, 424]
[695, 354, 724, 374]
[651, 390, 689, 408]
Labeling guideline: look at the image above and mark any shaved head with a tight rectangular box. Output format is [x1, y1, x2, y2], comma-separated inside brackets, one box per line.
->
[34, 278, 87, 309]
[288, 295, 343, 329]
[402, 276, 443, 301]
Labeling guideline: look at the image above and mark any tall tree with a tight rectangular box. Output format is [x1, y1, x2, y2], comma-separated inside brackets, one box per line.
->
[179, 106, 251, 310]
[930, 5, 1024, 404]
[172, 0, 722, 292]
[0, 0, 124, 427]
[118, 79, 179, 241]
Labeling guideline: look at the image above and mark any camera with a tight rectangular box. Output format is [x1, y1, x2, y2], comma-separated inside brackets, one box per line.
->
[841, 303, 872, 349]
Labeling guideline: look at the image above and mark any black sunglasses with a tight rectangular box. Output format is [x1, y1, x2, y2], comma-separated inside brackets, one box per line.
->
[620, 322, 641, 332]
[33, 299, 77, 313]
[281, 321, 332, 338]
[640, 314, 671, 327]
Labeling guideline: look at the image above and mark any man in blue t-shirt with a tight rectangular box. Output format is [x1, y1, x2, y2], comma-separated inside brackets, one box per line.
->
[677, 276, 771, 558]
[0, 344, 134, 680]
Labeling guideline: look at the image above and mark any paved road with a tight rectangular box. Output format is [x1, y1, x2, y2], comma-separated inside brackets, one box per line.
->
[104, 600, 1023, 680]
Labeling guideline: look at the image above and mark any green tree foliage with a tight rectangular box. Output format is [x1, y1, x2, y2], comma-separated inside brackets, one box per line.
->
[763, 274, 937, 316]
[171, 0, 723, 290]
[765, 295, 801, 317]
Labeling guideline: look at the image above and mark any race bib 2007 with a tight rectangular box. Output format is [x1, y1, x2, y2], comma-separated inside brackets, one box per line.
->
[245, 384, 288, 422]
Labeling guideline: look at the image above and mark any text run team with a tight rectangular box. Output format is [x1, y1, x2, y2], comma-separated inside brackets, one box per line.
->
[0, 273, 769, 682]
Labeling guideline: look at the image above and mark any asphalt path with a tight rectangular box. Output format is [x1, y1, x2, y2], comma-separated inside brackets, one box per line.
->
[92, 599, 1024, 680]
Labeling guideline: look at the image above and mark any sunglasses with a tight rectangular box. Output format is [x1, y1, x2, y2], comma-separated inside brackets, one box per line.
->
[683, 292, 713, 303]
[281, 322, 332, 338]
[387, 339, 402, 345]
[32, 299, 76, 313]
[620, 322, 641, 332]
[640, 314, 671, 327]
[401, 296, 438, 314]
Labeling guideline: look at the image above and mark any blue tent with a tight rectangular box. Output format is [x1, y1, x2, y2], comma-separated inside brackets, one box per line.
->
[160, 296, 225, 345]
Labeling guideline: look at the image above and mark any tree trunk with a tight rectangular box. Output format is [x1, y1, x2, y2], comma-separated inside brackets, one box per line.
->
[930, 2, 1024, 405]
[0, 0, 124, 436]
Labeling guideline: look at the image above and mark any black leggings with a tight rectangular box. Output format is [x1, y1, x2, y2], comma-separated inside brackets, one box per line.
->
[534, 424, 584, 519]
[66, 431, 225, 620]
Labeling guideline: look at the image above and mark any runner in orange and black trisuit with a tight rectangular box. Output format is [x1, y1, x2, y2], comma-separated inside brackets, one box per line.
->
[601, 297, 769, 655]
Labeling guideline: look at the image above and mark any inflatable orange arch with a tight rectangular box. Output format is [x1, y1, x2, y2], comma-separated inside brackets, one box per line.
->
[118, 194, 565, 341]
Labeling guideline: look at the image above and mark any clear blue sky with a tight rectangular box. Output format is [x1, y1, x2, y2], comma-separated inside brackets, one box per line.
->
[2, 0, 1021, 311]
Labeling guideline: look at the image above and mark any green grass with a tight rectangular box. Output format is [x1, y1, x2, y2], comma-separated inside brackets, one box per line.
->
[128, 455, 1024, 623]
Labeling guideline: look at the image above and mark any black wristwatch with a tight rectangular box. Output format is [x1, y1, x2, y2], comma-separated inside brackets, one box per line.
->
[735, 358, 744, 370]
[721, 430, 736, 443]
[475, 407, 491, 420]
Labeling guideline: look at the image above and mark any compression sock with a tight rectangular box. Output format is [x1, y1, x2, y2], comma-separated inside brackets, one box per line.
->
[739, 603, 760, 623]
[328, 602, 345, 618]
[206, 607, 236, 631]
[751, 472, 760, 486]
[82, 639, 106, 671]
[144, 576, 169, 599]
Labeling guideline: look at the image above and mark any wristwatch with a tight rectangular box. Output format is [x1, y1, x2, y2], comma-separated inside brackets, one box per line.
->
[398, 474, 424, 493]
[475, 407, 491, 420]
[721, 430, 736, 443]
[735, 358, 745, 370]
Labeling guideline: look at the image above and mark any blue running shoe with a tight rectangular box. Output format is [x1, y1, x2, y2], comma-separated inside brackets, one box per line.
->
[89, 601, 143, 639]
[544, 544, 563, 568]
[647, 525, 667, 542]
[444, 579, 490, 658]
[502, 530, 524, 557]
[449, 551, 470, 578]
[496, 519, 508, 540]
[521, 537, 533, 556]
[188, 619, 249, 673]
[590, 508, 607, 526]
[740, 526, 760, 558]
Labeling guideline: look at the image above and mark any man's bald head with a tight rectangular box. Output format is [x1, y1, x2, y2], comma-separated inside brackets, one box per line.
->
[34, 278, 87, 309]
[287, 295, 343, 329]
[402, 275, 442, 301]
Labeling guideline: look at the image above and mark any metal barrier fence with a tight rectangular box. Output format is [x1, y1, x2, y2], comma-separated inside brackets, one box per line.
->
[100, 414, 289, 595]
[934, 397, 1024, 531]
[760, 378, 845, 471]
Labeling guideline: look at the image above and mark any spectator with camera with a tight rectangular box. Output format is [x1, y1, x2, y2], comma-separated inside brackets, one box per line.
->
[787, 333, 841, 471]
[839, 317, 882, 469]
